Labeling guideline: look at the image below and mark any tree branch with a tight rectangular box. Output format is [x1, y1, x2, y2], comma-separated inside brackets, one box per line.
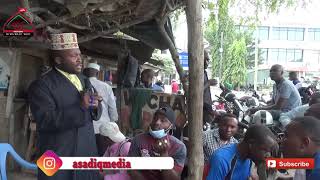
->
[30, 7, 57, 19]
[155, 16, 188, 95]
[46, 27, 69, 34]
[78, 17, 149, 43]
[35, 15, 71, 29]
[134, 0, 146, 15]
[60, 21, 91, 30]
[165, 0, 174, 11]
[85, 0, 115, 12]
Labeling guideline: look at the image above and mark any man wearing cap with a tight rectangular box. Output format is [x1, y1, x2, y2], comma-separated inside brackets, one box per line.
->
[83, 62, 118, 156]
[128, 106, 187, 180]
[28, 33, 101, 180]
[100, 122, 131, 180]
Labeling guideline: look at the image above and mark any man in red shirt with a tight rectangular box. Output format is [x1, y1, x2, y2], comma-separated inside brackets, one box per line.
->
[171, 79, 179, 94]
[128, 106, 186, 180]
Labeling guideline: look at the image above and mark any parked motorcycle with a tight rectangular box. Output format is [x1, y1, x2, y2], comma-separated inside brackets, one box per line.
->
[298, 85, 316, 105]
[249, 110, 284, 140]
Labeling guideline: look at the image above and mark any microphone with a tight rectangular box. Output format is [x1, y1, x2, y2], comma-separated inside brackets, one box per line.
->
[83, 78, 95, 112]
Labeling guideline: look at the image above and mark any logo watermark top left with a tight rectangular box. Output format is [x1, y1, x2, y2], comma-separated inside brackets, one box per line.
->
[2, 7, 35, 37]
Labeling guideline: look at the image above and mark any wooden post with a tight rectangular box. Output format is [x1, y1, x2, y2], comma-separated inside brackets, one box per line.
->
[5, 49, 21, 170]
[186, 0, 204, 179]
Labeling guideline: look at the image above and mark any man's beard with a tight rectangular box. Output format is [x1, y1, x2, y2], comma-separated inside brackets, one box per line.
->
[56, 64, 79, 74]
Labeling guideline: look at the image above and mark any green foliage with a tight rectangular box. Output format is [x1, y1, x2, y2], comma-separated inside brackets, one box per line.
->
[152, 51, 175, 74]
[238, 31, 264, 69]
[205, 0, 249, 86]
[204, 0, 306, 86]
[223, 37, 247, 87]
[162, 56, 175, 73]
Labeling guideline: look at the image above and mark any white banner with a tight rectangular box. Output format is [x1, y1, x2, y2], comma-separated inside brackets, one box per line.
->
[37, 150, 175, 176]
[59, 157, 174, 170]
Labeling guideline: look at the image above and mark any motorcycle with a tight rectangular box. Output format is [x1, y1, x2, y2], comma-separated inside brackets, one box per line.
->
[244, 110, 284, 140]
[298, 85, 316, 105]
[217, 92, 284, 141]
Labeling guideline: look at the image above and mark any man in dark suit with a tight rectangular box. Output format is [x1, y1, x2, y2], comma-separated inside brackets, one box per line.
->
[28, 33, 101, 180]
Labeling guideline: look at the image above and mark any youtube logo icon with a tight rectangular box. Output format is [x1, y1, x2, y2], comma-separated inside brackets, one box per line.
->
[266, 158, 314, 169]
[267, 159, 276, 168]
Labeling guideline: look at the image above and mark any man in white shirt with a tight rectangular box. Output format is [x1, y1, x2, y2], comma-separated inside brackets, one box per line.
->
[83, 62, 118, 156]
[279, 92, 320, 128]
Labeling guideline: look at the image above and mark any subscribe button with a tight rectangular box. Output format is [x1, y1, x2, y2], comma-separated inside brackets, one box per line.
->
[266, 158, 314, 169]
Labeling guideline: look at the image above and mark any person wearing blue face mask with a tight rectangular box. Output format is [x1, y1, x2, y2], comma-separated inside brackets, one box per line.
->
[128, 106, 187, 180]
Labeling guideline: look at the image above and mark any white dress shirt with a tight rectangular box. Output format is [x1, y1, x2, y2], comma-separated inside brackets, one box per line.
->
[279, 104, 309, 127]
[89, 77, 118, 134]
[294, 169, 306, 180]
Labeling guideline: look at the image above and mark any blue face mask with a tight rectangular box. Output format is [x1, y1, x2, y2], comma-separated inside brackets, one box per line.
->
[149, 124, 173, 139]
[149, 128, 167, 139]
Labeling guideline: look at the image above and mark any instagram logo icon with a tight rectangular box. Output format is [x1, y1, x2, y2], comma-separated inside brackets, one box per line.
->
[43, 157, 55, 169]
[37, 150, 62, 176]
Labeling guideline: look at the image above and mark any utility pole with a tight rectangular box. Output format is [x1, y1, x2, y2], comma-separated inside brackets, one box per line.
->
[254, 34, 258, 91]
[253, 0, 259, 91]
[186, 0, 204, 179]
[212, 0, 222, 80]
[219, 32, 223, 80]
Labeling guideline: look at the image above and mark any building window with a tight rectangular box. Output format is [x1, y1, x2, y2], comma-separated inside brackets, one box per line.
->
[272, 27, 281, 40]
[260, 27, 269, 40]
[268, 49, 303, 63]
[256, 26, 269, 40]
[308, 28, 320, 41]
[236, 26, 269, 40]
[286, 49, 303, 62]
[272, 27, 304, 41]
[240, 26, 249, 32]
[278, 49, 287, 63]
[269, 49, 280, 64]
[306, 50, 320, 64]
[294, 49, 303, 62]
[287, 49, 295, 62]
[288, 28, 304, 41]
[260, 48, 268, 64]
[279, 28, 287, 40]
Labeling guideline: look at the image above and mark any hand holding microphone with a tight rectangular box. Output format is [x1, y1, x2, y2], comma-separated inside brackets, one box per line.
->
[81, 92, 101, 110]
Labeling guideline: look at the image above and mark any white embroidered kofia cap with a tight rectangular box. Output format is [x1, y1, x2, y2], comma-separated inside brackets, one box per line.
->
[50, 33, 79, 50]
[86, 63, 100, 71]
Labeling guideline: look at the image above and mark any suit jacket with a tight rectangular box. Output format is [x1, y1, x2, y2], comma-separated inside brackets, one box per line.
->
[28, 68, 100, 180]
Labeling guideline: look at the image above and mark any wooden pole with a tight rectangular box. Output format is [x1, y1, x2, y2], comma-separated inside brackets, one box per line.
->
[186, 0, 204, 179]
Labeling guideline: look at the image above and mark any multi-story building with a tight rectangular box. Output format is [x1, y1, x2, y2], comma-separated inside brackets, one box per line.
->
[236, 2, 320, 85]
[245, 25, 320, 85]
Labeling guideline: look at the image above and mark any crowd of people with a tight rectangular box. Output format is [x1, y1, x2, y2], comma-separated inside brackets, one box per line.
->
[28, 32, 320, 180]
